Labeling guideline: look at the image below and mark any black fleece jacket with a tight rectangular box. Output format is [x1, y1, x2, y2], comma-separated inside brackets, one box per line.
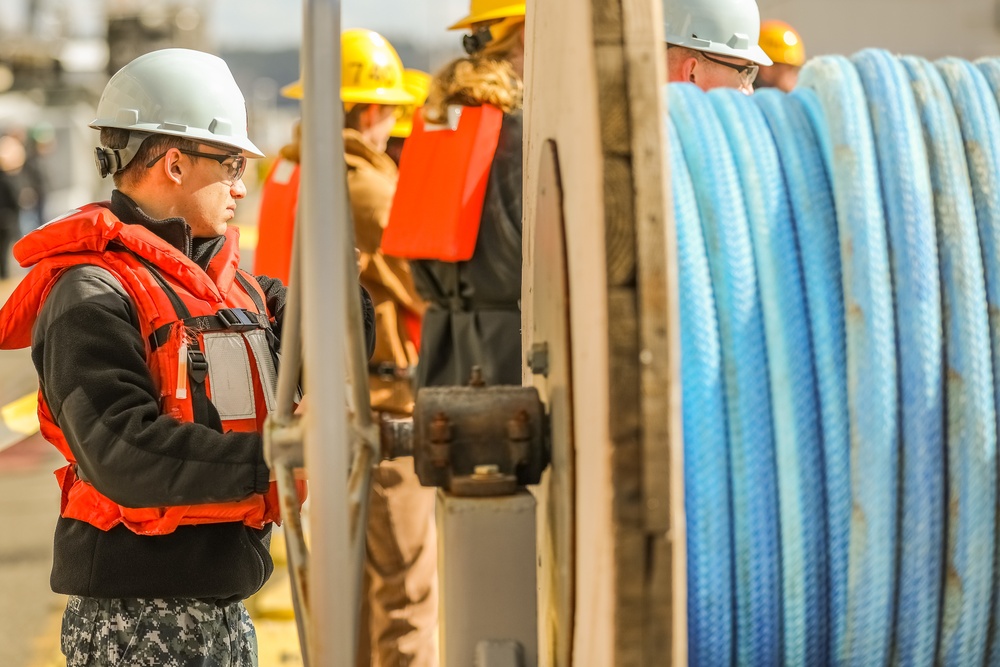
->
[34, 191, 375, 603]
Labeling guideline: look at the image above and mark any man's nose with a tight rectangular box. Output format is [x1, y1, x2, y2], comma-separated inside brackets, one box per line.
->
[231, 177, 248, 198]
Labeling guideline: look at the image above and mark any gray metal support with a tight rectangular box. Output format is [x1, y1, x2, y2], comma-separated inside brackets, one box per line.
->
[299, 0, 355, 665]
[437, 490, 539, 667]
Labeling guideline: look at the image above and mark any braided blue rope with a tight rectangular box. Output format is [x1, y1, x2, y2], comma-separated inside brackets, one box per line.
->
[669, 82, 783, 667]
[668, 51, 1000, 664]
[667, 115, 735, 667]
[971, 59, 1000, 667]
[796, 55, 900, 666]
[755, 88, 850, 665]
[709, 88, 828, 667]
[904, 54, 997, 667]
[852, 49, 946, 667]
[937, 57, 1000, 666]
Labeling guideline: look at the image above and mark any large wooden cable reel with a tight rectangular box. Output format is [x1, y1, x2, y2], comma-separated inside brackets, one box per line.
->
[523, 0, 684, 665]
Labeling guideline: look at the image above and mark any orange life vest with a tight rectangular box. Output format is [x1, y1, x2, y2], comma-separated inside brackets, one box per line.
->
[254, 158, 300, 284]
[381, 104, 504, 262]
[0, 203, 304, 536]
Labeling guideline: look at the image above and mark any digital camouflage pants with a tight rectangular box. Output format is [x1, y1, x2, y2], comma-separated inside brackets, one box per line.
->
[60, 595, 258, 666]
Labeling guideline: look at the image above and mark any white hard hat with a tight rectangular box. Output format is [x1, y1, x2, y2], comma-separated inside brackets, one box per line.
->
[90, 48, 264, 172]
[663, 0, 773, 66]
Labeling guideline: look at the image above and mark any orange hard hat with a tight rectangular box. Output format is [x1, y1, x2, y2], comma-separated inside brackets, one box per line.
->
[758, 19, 806, 67]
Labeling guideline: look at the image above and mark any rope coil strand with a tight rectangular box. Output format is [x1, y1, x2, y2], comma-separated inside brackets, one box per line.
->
[670, 48, 1000, 665]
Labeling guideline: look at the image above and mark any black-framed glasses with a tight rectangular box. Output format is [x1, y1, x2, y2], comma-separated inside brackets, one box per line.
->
[146, 148, 247, 183]
[698, 52, 759, 86]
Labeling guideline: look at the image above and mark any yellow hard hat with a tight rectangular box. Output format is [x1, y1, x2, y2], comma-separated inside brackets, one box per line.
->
[390, 69, 432, 138]
[758, 19, 806, 67]
[280, 29, 416, 107]
[448, 0, 526, 30]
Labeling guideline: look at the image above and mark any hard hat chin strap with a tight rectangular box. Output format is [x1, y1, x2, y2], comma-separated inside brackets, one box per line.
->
[463, 26, 494, 55]
[93, 131, 152, 178]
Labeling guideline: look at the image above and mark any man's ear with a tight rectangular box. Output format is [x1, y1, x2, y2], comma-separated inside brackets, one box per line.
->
[683, 56, 699, 84]
[163, 148, 184, 184]
[360, 104, 382, 132]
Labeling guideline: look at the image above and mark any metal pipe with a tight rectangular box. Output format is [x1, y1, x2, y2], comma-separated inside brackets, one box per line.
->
[348, 440, 375, 627]
[342, 200, 375, 436]
[339, 138, 379, 640]
[300, 0, 354, 663]
[267, 209, 311, 664]
[274, 461, 312, 666]
[275, 212, 303, 422]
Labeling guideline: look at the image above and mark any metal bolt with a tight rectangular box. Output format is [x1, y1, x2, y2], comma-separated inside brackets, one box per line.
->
[506, 409, 531, 471]
[507, 410, 531, 442]
[430, 412, 452, 443]
[527, 342, 549, 376]
[429, 412, 452, 468]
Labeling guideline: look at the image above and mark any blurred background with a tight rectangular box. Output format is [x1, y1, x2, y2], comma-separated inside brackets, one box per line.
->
[757, 0, 1000, 61]
[0, 0, 470, 256]
[0, 0, 998, 242]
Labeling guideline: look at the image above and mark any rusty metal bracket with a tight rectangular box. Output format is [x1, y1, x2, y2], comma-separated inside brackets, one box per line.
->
[409, 383, 550, 496]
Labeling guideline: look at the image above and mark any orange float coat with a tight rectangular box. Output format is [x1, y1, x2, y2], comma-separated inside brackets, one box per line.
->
[255, 127, 425, 414]
[381, 104, 504, 263]
[254, 157, 299, 284]
[0, 203, 302, 536]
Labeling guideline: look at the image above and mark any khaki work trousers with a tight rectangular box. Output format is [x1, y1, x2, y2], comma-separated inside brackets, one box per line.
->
[356, 457, 438, 667]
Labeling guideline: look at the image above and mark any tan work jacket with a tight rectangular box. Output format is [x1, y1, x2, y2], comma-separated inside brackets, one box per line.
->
[344, 128, 425, 415]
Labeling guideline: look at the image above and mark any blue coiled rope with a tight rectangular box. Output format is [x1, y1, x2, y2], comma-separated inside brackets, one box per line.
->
[851, 49, 945, 667]
[966, 58, 1000, 667]
[710, 88, 828, 667]
[670, 82, 782, 667]
[908, 56, 996, 667]
[668, 116, 735, 667]
[754, 88, 851, 663]
[670, 48, 1000, 665]
[798, 55, 900, 667]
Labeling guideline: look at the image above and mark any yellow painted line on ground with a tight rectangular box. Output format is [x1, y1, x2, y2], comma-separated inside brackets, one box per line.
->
[1, 391, 39, 440]
[28, 599, 65, 667]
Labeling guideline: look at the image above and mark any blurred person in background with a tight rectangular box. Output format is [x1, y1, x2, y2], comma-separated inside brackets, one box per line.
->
[385, 69, 432, 166]
[256, 28, 436, 667]
[753, 19, 806, 92]
[0, 135, 20, 279]
[21, 122, 55, 230]
[664, 0, 773, 94]
[0, 129, 47, 237]
[384, 0, 526, 390]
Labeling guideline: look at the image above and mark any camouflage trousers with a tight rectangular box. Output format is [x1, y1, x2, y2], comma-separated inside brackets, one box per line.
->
[60, 596, 258, 667]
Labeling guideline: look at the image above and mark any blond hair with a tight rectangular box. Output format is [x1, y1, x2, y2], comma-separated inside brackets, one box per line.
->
[422, 20, 524, 123]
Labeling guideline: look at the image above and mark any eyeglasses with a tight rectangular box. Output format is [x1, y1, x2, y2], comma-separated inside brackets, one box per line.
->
[698, 52, 759, 87]
[146, 148, 247, 183]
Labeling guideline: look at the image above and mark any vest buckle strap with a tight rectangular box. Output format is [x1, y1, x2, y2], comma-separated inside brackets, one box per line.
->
[217, 308, 260, 332]
[188, 348, 209, 383]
